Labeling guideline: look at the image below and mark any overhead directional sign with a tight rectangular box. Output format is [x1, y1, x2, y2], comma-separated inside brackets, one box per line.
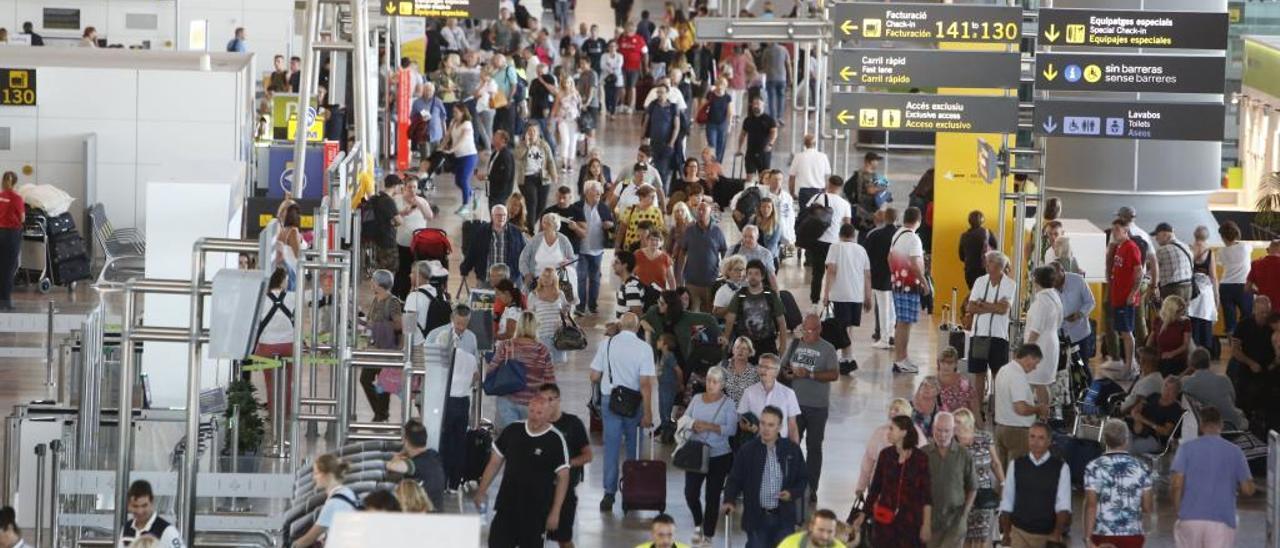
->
[1038, 9, 1229, 50]
[1034, 100, 1225, 141]
[831, 49, 1021, 89]
[831, 93, 1020, 133]
[380, 0, 499, 20]
[1036, 53, 1225, 93]
[832, 2, 1022, 44]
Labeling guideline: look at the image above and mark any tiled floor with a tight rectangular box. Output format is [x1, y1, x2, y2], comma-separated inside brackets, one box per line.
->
[0, 2, 1267, 546]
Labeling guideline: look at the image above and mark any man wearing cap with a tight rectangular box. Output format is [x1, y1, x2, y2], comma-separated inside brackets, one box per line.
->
[1112, 206, 1159, 354]
[1154, 223, 1195, 302]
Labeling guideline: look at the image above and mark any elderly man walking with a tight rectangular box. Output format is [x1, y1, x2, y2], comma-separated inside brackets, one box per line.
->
[924, 412, 976, 547]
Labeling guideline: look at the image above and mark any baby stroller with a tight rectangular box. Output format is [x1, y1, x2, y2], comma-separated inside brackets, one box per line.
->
[410, 227, 451, 296]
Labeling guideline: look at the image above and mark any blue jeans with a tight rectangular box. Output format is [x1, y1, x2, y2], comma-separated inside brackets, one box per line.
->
[746, 511, 793, 548]
[534, 117, 558, 158]
[1219, 283, 1252, 334]
[601, 401, 641, 496]
[496, 396, 528, 432]
[454, 153, 478, 205]
[705, 121, 728, 163]
[766, 80, 786, 121]
[1192, 317, 1214, 352]
[576, 252, 603, 311]
[650, 144, 674, 194]
[658, 364, 678, 433]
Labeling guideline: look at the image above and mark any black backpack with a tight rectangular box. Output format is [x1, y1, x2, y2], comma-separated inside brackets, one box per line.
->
[416, 287, 452, 338]
[733, 186, 762, 229]
[640, 281, 663, 312]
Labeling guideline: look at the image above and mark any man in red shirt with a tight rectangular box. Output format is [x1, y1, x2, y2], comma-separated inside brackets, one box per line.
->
[1108, 220, 1144, 372]
[1248, 240, 1280, 306]
[616, 24, 648, 115]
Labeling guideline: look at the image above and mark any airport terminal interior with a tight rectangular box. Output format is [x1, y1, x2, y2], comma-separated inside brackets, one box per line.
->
[0, 0, 1279, 546]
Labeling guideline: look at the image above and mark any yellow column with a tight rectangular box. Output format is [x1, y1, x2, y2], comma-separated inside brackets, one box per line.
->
[931, 41, 1012, 315]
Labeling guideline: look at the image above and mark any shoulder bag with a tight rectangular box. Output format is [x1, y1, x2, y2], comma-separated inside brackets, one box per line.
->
[968, 280, 998, 362]
[1172, 243, 1201, 301]
[872, 457, 907, 525]
[482, 341, 528, 396]
[605, 337, 644, 417]
[553, 310, 588, 350]
[672, 397, 727, 473]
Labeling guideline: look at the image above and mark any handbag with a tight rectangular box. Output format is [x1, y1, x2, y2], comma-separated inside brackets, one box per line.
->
[968, 279, 998, 362]
[821, 304, 852, 349]
[672, 398, 727, 473]
[553, 311, 588, 350]
[871, 458, 906, 525]
[973, 487, 1000, 510]
[490, 89, 509, 109]
[695, 100, 711, 124]
[605, 337, 644, 417]
[795, 194, 834, 250]
[482, 342, 527, 396]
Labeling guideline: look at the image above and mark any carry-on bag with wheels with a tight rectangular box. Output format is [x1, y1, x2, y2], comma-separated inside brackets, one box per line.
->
[620, 426, 666, 513]
[779, 290, 803, 331]
[938, 287, 967, 357]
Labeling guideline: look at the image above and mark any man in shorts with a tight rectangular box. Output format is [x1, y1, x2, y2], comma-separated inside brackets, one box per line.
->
[616, 23, 648, 114]
[1109, 219, 1144, 374]
[737, 96, 778, 181]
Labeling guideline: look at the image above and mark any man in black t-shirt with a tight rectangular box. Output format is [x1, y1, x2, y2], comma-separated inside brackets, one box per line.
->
[474, 388, 570, 548]
[864, 208, 898, 347]
[529, 63, 559, 159]
[722, 259, 788, 357]
[387, 420, 447, 511]
[1229, 296, 1274, 412]
[736, 96, 778, 180]
[1130, 377, 1184, 454]
[540, 384, 592, 548]
[582, 25, 607, 72]
[366, 176, 403, 271]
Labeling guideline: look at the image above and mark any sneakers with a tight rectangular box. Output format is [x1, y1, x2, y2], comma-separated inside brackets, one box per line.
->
[599, 494, 614, 511]
[893, 360, 920, 373]
[872, 340, 893, 350]
[691, 532, 707, 546]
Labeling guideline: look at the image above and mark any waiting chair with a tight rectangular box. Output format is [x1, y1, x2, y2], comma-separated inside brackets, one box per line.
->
[88, 203, 145, 283]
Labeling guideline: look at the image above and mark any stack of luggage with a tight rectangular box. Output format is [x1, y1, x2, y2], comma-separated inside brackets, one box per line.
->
[37, 209, 91, 286]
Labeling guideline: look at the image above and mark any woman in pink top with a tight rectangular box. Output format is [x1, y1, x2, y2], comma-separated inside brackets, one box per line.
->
[486, 311, 554, 430]
[856, 398, 929, 494]
[937, 347, 976, 415]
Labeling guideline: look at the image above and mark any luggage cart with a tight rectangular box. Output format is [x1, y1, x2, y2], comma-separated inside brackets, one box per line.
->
[19, 213, 52, 293]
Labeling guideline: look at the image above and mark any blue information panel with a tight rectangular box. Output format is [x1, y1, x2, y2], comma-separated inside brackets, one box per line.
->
[265, 146, 326, 200]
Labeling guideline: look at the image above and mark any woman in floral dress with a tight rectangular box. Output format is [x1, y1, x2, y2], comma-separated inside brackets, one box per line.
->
[937, 347, 976, 415]
[954, 408, 1004, 548]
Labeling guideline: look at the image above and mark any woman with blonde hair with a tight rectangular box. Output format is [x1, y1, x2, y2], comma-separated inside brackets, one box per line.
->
[518, 212, 578, 289]
[749, 197, 782, 259]
[1148, 294, 1192, 376]
[712, 255, 748, 318]
[1052, 235, 1082, 276]
[514, 124, 558, 231]
[529, 267, 572, 364]
[294, 454, 356, 547]
[473, 67, 498, 150]
[505, 192, 532, 236]
[443, 103, 479, 215]
[550, 74, 582, 172]
[856, 398, 929, 495]
[668, 201, 695, 278]
[395, 479, 434, 513]
[721, 336, 760, 403]
[953, 407, 1003, 548]
[486, 310, 554, 429]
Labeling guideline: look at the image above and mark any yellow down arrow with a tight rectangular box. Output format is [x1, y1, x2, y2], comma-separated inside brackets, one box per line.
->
[836, 110, 853, 125]
[841, 20, 857, 34]
[840, 66, 857, 82]
[385, 0, 398, 14]
[1042, 64, 1058, 82]
[1043, 24, 1060, 43]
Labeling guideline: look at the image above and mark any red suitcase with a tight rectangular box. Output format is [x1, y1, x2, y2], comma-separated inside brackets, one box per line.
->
[620, 426, 666, 513]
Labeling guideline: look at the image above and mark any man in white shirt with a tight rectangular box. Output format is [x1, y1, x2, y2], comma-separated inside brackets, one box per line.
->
[121, 480, 185, 548]
[403, 261, 451, 387]
[737, 354, 802, 443]
[788, 133, 830, 207]
[998, 423, 1073, 547]
[804, 175, 853, 305]
[967, 251, 1016, 410]
[889, 207, 929, 373]
[822, 223, 871, 365]
[426, 304, 480, 489]
[590, 313, 656, 512]
[993, 344, 1049, 465]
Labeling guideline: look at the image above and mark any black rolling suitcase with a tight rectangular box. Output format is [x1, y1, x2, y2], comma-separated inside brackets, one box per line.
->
[779, 290, 803, 331]
[45, 212, 77, 237]
[938, 287, 967, 357]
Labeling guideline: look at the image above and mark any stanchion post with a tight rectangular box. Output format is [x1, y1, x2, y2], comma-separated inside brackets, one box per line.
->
[49, 439, 62, 548]
[33, 443, 46, 548]
[45, 299, 56, 388]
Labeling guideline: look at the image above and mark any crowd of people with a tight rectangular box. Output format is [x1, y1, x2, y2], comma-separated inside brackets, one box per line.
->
[233, 1, 1274, 547]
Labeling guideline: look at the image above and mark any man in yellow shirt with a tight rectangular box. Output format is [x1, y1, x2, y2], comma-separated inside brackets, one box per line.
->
[778, 509, 847, 548]
[634, 514, 692, 548]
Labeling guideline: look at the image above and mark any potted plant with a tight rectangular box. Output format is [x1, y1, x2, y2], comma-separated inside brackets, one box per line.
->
[1256, 171, 1280, 238]
[223, 379, 266, 469]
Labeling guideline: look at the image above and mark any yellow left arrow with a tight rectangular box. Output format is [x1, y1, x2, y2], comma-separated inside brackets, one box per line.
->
[841, 20, 856, 35]
[840, 66, 857, 82]
[837, 110, 853, 125]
